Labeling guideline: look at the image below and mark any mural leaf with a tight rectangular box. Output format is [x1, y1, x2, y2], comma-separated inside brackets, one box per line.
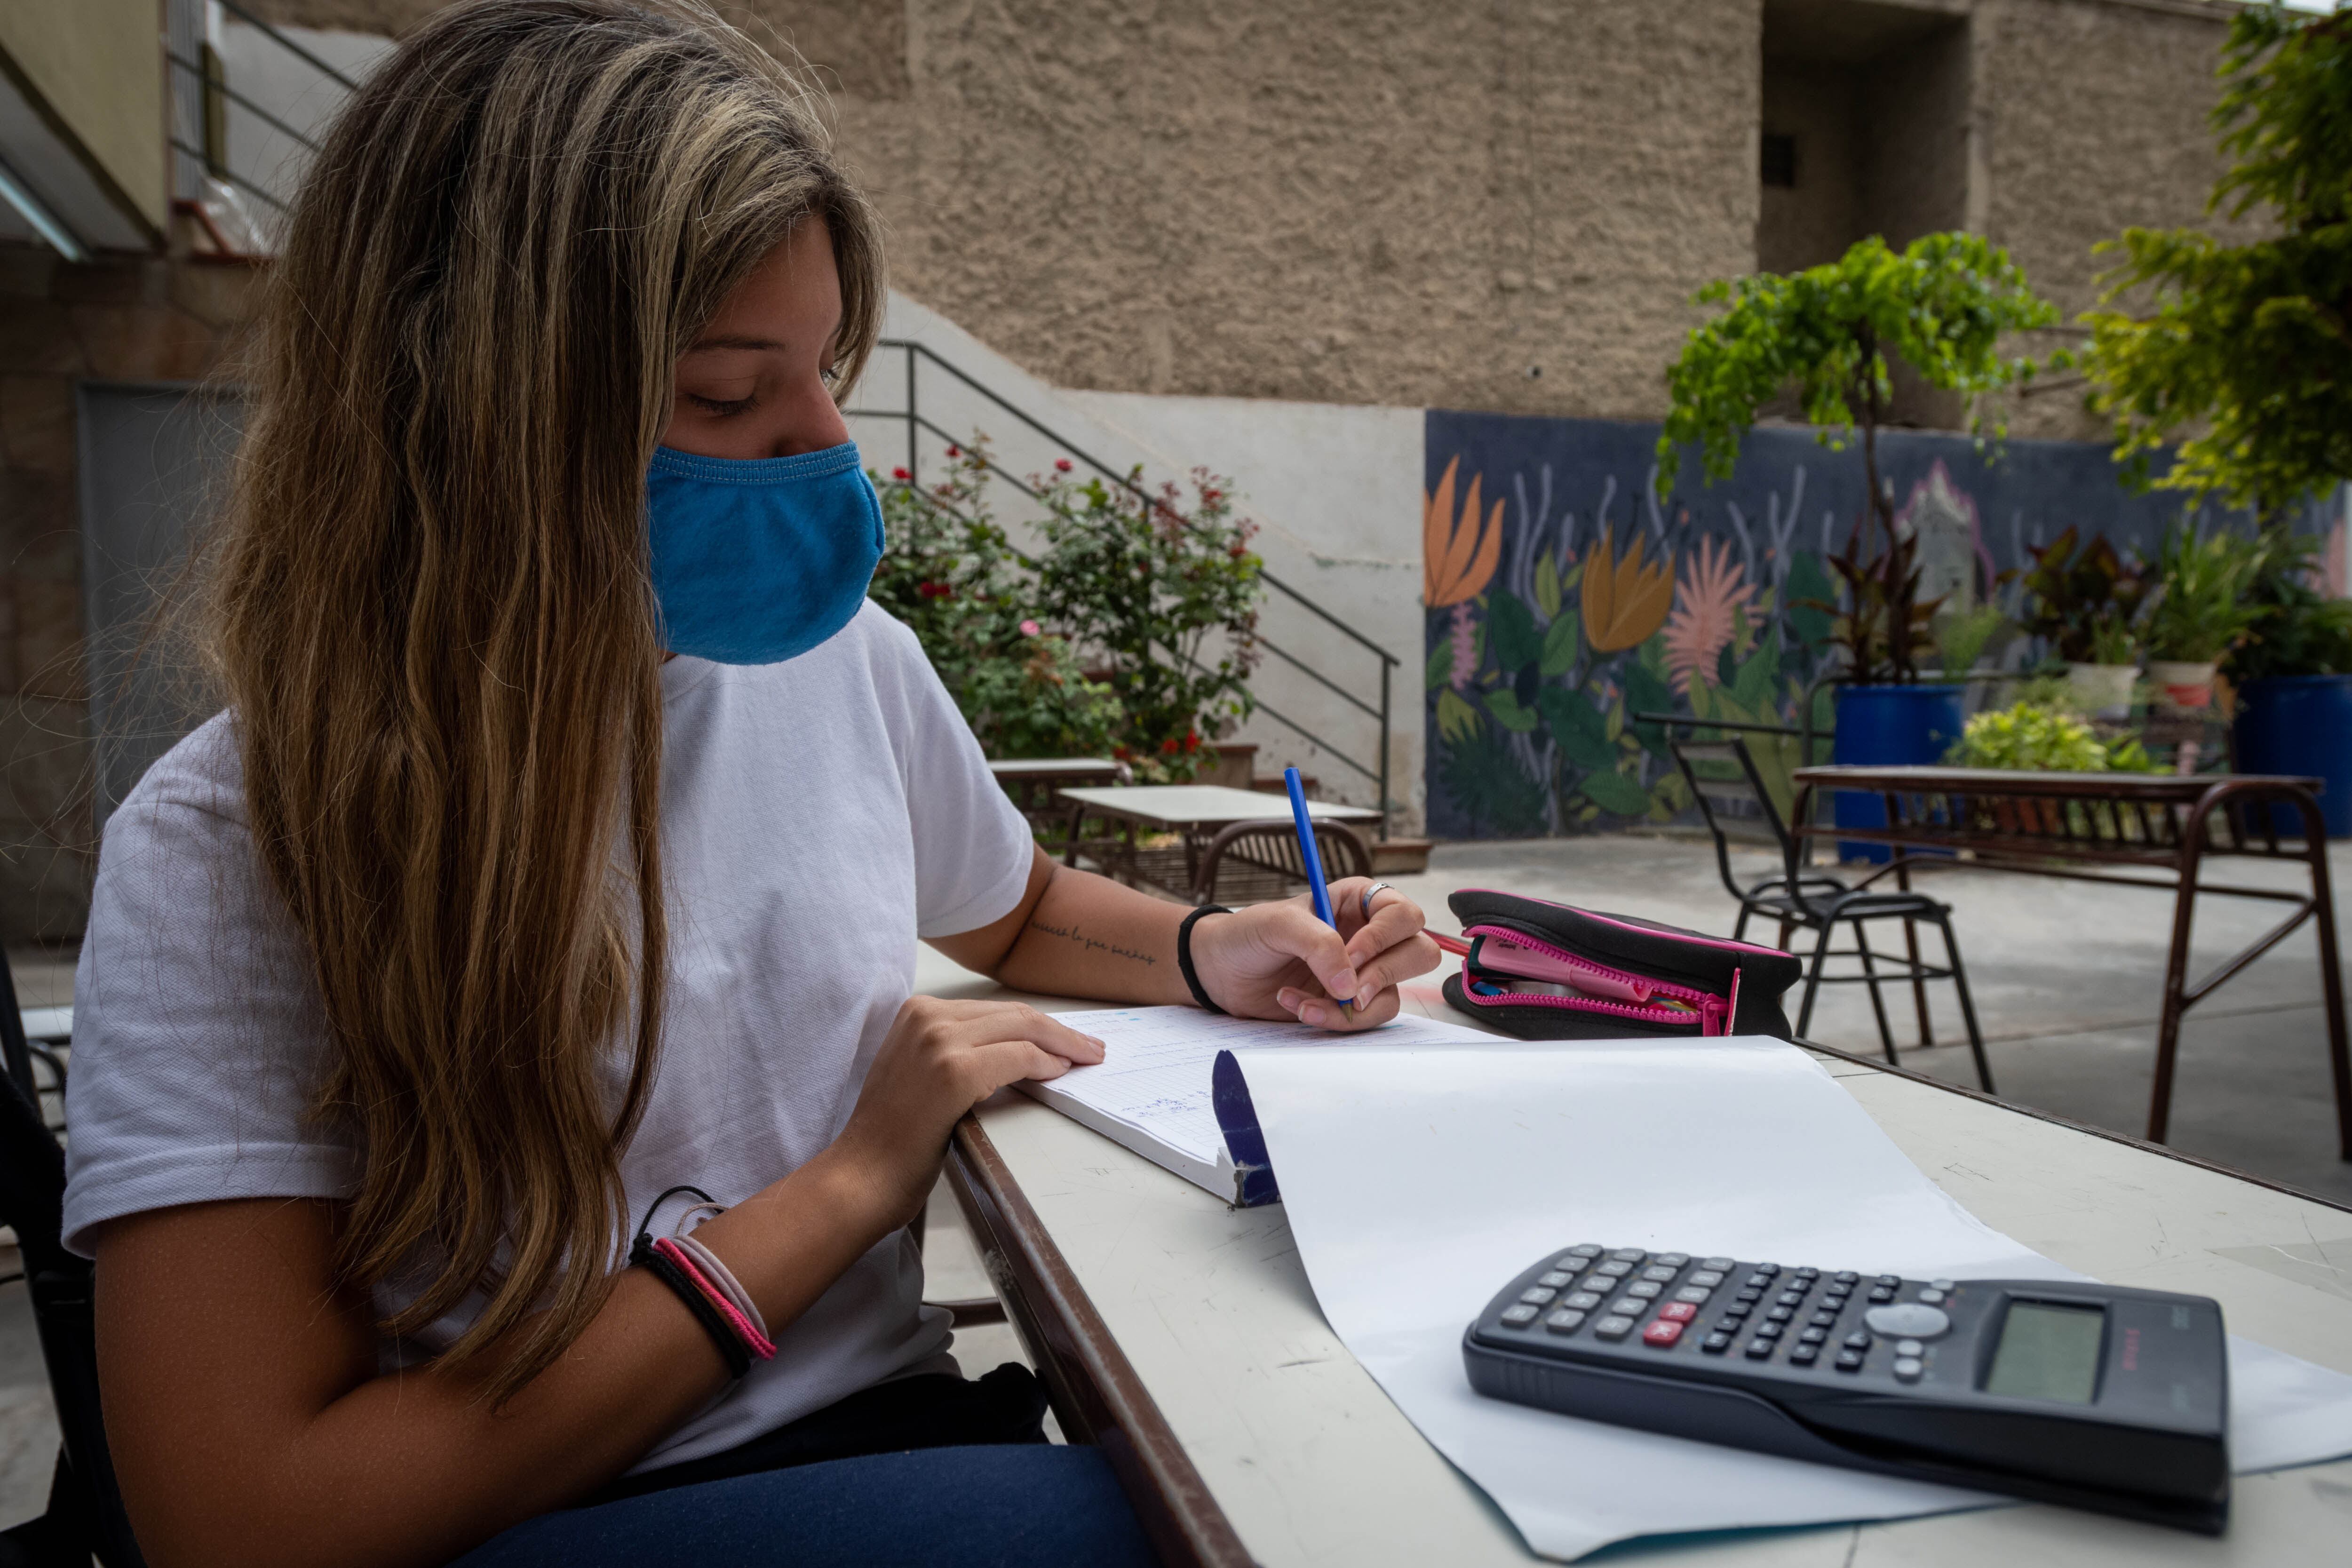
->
[1538, 610, 1581, 677]
[1485, 687, 1540, 732]
[1436, 688, 1482, 742]
[1579, 765, 1653, 817]
[1537, 687, 1615, 769]
[1534, 554, 1562, 621]
[1624, 656, 1677, 754]
[1425, 637, 1453, 692]
[1437, 722, 1548, 837]
[1733, 635, 1780, 713]
[1488, 593, 1542, 673]
[1785, 549, 1835, 650]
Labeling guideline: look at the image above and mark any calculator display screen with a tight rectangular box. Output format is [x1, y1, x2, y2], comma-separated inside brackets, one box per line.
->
[1983, 1300, 2106, 1404]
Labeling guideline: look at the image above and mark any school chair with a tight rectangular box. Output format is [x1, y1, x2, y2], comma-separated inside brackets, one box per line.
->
[1669, 734, 1994, 1092]
[0, 1058, 145, 1567]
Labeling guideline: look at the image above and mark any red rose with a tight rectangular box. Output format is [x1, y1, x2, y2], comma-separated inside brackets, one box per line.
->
[945, 445, 961, 458]
[1055, 458, 1073, 472]
[891, 467, 911, 480]
[1160, 737, 1180, 754]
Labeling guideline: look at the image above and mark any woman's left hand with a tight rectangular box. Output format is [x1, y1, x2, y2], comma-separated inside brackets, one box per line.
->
[1186, 878, 1441, 1029]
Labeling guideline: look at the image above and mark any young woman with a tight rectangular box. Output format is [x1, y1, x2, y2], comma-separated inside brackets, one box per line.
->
[58, 4, 1438, 1565]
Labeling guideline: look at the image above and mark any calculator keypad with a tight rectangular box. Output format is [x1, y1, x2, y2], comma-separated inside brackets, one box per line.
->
[1487, 1245, 1978, 1391]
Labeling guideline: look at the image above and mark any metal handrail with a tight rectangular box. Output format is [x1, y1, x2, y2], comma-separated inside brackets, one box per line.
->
[168, 52, 323, 155]
[216, 0, 360, 91]
[169, 139, 287, 213]
[868, 340, 1399, 669]
[853, 339, 1397, 831]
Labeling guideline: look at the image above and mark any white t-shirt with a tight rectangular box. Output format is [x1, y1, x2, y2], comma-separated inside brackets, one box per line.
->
[60, 602, 1035, 1471]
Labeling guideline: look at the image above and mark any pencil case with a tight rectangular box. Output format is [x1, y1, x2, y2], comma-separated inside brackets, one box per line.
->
[1439, 889, 1804, 1041]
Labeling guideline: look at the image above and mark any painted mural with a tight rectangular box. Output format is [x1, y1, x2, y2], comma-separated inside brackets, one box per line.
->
[1421, 410, 2342, 841]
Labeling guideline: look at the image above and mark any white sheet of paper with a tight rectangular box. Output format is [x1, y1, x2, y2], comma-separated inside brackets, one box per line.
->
[1226, 1034, 2352, 1560]
[1020, 1005, 1493, 1195]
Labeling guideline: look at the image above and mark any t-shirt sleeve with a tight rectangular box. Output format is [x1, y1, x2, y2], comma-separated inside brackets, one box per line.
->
[867, 611, 1038, 939]
[60, 720, 354, 1258]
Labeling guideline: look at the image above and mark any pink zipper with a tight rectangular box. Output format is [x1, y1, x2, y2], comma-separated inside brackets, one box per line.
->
[1461, 924, 1730, 1035]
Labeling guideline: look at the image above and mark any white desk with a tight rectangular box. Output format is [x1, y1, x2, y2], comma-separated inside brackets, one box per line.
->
[927, 964, 2352, 1566]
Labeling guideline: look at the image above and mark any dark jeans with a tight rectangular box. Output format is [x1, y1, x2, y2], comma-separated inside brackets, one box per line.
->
[449, 1364, 1157, 1567]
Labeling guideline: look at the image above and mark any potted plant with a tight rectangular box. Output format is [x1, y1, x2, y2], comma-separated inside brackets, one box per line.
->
[1657, 231, 2061, 804]
[2141, 525, 2265, 711]
[2226, 533, 2352, 836]
[2019, 526, 2148, 719]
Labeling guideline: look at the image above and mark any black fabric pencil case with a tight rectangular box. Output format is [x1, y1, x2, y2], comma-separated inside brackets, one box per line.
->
[1439, 888, 1804, 1042]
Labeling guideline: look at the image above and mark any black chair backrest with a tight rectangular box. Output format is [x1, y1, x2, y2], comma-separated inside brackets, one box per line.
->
[0, 1042, 145, 1564]
[1192, 819, 1372, 906]
[1669, 735, 1801, 899]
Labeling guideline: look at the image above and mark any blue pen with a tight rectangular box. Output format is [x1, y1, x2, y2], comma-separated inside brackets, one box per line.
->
[1283, 765, 1352, 1011]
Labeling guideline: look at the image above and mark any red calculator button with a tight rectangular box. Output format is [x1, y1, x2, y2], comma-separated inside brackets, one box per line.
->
[1659, 1303, 1698, 1323]
[1641, 1320, 1685, 1347]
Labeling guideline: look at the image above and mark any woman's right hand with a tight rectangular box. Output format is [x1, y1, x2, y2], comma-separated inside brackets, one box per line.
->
[827, 997, 1105, 1230]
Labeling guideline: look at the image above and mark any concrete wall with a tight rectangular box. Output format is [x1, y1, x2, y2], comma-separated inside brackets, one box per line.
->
[0, 237, 262, 942]
[0, 0, 169, 239]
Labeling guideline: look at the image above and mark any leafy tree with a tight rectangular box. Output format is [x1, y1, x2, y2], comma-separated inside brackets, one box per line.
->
[2077, 2, 2352, 517]
[1656, 232, 2059, 681]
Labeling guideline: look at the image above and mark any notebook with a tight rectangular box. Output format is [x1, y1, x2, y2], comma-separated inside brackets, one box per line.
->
[1019, 1005, 1494, 1204]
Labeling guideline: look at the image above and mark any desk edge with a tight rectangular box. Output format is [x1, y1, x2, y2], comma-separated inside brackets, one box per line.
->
[947, 1113, 1260, 1568]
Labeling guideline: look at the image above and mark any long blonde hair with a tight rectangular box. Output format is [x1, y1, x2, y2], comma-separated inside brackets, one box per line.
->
[207, 0, 883, 1400]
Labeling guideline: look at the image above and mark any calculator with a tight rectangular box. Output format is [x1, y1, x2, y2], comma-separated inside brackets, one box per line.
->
[1463, 1243, 2230, 1534]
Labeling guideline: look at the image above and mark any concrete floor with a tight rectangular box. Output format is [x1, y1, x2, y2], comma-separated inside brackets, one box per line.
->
[5, 835, 2348, 1532]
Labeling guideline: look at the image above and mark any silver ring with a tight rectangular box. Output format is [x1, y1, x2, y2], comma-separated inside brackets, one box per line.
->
[1359, 881, 1394, 919]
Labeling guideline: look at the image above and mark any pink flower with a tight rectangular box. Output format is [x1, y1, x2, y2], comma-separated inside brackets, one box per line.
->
[1054, 457, 1073, 472]
[1020, 619, 1041, 637]
[1661, 535, 1757, 695]
[1449, 603, 1478, 691]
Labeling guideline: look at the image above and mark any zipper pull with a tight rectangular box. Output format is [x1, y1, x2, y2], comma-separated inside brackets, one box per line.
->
[1700, 994, 1730, 1036]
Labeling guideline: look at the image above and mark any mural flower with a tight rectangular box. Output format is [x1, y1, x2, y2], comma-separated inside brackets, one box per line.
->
[1581, 527, 1674, 651]
[1423, 456, 1502, 606]
[1662, 534, 1758, 693]
[1449, 604, 1477, 691]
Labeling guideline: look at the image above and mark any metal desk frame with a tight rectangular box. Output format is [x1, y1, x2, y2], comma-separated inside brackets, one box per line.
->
[1790, 765, 2350, 1158]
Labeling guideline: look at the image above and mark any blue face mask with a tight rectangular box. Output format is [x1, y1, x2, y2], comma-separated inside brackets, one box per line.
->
[645, 440, 885, 665]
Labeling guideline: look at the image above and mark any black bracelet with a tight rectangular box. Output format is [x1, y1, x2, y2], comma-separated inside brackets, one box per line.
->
[631, 1233, 752, 1379]
[1178, 904, 1232, 1015]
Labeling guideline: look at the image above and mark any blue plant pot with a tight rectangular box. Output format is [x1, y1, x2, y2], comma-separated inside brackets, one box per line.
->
[2233, 674, 2352, 839]
[1831, 683, 1965, 863]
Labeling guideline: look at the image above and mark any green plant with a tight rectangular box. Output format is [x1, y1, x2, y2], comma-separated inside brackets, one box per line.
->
[1932, 604, 2010, 676]
[2020, 526, 2150, 663]
[1949, 701, 2158, 772]
[1029, 465, 1263, 781]
[1657, 232, 2060, 683]
[2075, 4, 2352, 517]
[962, 625, 1124, 759]
[2143, 525, 2266, 662]
[2225, 532, 2352, 683]
[2086, 613, 2140, 667]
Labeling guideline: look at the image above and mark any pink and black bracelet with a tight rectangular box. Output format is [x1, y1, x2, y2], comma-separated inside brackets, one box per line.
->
[631, 1184, 774, 1377]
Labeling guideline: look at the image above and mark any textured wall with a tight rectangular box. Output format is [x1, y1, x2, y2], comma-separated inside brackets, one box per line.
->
[238, 0, 2247, 430]
[1975, 0, 2250, 440]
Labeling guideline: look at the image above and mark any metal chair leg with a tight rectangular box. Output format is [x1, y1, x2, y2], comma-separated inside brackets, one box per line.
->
[1852, 920, 1899, 1065]
[1937, 914, 1995, 1095]
[1797, 919, 1836, 1037]
[1733, 904, 1753, 944]
[1901, 915, 1935, 1048]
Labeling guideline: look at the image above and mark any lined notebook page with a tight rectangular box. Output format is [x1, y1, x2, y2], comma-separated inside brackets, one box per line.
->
[1025, 1006, 1491, 1182]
